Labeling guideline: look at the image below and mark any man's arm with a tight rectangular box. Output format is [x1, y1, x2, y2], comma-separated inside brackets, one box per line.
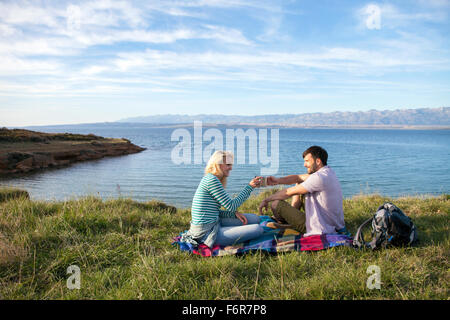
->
[258, 184, 309, 214]
[267, 183, 308, 201]
[267, 174, 310, 186]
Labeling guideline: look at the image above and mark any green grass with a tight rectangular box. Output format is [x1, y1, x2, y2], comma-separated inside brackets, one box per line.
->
[0, 188, 448, 300]
[0, 127, 103, 143]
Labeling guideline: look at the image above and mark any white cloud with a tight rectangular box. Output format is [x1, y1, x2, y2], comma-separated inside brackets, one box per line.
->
[0, 0, 252, 60]
[173, 0, 264, 9]
[68, 0, 147, 28]
[66, 4, 82, 32]
[0, 2, 61, 27]
[80, 66, 110, 76]
[108, 46, 447, 78]
[0, 0, 448, 108]
[0, 0, 148, 33]
[102, 26, 251, 45]
[0, 23, 20, 36]
[0, 55, 62, 75]
[0, 38, 79, 56]
[200, 25, 252, 45]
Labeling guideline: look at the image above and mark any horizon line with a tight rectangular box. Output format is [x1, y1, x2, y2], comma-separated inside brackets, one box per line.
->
[3, 106, 449, 128]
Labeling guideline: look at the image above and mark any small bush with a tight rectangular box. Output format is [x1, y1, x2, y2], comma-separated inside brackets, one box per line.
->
[0, 187, 30, 203]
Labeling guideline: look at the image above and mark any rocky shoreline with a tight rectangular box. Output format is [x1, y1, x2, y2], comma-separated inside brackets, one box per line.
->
[0, 128, 146, 175]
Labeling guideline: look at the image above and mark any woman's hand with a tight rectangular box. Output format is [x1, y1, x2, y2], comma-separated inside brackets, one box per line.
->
[249, 176, 262, 188]
[235, 212, 248, 225]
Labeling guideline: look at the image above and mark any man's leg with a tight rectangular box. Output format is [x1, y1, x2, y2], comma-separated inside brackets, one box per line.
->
[270, 200, 288, 224]
[271, 200, 306, 233]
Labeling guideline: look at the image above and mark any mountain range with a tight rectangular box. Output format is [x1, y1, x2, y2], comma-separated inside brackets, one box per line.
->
[118, 107, 450, 127]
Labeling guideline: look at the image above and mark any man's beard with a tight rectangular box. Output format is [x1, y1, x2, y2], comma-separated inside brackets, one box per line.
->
[308, 162, 318, 174]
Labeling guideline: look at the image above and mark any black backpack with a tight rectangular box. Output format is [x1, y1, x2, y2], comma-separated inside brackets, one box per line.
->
[353, 202, 418, 249]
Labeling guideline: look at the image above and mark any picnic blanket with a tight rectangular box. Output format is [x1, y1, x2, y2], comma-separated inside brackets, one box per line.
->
[172, 216, 353, 257]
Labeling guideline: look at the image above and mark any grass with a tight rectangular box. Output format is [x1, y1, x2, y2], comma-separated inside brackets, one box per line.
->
[0, 187, 30, 203]
[0, 187, 448, 300]
[0, 127, 103, 143]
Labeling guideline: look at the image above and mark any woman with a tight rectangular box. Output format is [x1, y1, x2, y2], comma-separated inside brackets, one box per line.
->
[180, 150, 263, 248]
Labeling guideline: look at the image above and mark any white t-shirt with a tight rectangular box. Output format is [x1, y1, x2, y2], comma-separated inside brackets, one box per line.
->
[300, 166, 345, 236]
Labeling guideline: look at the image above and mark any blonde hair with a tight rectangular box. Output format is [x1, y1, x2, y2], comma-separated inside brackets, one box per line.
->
[204, 150, 234, 187]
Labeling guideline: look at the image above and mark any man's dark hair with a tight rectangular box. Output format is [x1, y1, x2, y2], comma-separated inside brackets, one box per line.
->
[302, 146, 328, 166]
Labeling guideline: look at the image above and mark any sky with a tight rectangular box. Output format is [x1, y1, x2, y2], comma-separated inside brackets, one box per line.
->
[1, 0, 449, 126]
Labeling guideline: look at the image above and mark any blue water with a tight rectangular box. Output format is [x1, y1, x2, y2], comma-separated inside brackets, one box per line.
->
[1, 125, 449, 208]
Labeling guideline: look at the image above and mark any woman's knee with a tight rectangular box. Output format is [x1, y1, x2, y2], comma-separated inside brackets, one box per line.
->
[240, 224, 263, 240]
[243, 213, 260, 224]
[248, 223, 263, 232]
[215, 224, 263, 246]
[238, 223, 263, 235]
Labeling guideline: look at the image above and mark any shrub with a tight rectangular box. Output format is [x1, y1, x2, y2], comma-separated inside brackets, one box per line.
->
[0, 187, 30, 203]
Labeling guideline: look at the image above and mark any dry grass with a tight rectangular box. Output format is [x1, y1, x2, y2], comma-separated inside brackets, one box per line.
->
[0, 232, 27, 266]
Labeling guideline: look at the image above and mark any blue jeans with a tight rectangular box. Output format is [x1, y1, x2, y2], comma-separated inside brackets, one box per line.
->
[215, 213, 263, 246]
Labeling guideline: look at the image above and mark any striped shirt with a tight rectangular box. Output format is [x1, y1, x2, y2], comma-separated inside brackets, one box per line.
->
[191, 173, 254, 225]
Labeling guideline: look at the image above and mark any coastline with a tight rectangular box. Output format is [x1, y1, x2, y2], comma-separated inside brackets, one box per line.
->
[0, 128, 146, 176]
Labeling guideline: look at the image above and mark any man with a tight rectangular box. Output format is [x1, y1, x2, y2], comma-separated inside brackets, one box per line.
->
[258, 146, 347, 236]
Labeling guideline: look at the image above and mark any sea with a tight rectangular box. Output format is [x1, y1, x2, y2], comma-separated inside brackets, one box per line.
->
[1, 124, 449, 208]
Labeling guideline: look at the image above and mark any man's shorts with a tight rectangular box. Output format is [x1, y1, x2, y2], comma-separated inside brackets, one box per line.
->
[273, 200, 306, 233]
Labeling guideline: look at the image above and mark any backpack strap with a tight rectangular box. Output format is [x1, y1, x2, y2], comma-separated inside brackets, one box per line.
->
[352, 217, 373, 249]
[369, 233, 381, 250]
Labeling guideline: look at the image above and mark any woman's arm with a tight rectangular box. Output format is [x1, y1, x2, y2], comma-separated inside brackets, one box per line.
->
[207, 175, 254, 217]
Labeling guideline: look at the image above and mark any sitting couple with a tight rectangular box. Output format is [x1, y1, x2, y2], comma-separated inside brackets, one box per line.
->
[180, 146, 347, 248]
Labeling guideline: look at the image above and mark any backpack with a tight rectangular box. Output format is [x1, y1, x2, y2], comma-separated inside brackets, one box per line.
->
[353, 202, 418, 249]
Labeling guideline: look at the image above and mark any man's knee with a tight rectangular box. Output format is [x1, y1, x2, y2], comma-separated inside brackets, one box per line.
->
[273, 200, 306, 233]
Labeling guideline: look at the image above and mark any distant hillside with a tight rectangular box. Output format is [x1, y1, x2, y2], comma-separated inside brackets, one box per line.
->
[118, 107, 450, 127]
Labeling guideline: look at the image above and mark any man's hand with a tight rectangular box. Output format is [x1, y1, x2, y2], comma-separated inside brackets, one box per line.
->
[258, 199, 269, 215]
[235, 212, 248, 225]
[258, 184, 307, 215]
[266, 176, 279, 186]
